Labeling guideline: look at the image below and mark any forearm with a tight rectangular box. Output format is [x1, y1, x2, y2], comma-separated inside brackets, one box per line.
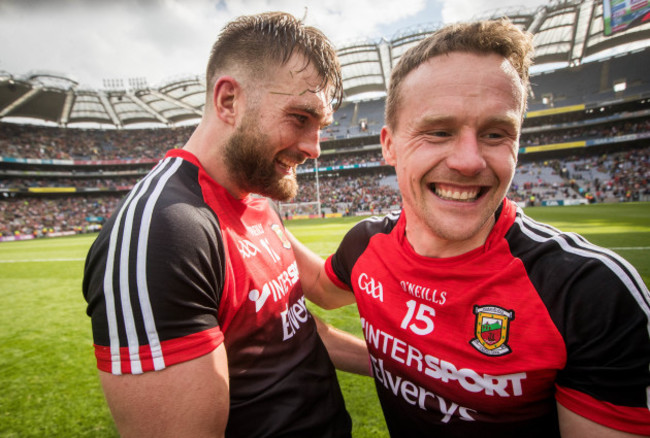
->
[288, 229, 355, 309]
[314, 315, 371, 376]
[287, 229, 326, 295]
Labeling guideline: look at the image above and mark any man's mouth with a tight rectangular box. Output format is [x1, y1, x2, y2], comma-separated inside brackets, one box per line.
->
[429, 183, 484, 202]
[276, 157, 298, 174]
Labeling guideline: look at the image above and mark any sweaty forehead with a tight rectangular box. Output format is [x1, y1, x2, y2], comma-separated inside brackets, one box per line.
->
[256, 82, 333, 130]
[404, 53, 525, 109]
[420, 53, 517, 83]
[270, 68, 333, 105]
[264, 54, 326, 93]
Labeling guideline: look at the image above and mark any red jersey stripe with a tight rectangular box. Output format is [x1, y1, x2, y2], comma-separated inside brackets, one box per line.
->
[94, 326, 224, 374]
[556, 385, 650, 435]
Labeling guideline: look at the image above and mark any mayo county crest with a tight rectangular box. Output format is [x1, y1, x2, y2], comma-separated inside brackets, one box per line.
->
[470, 305, 514, 356]
[271, 223, 292, 249]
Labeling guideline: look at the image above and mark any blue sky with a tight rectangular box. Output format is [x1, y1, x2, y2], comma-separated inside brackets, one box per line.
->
[0, 0, 548, 88]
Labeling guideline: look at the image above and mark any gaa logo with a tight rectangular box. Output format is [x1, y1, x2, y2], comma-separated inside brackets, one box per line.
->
[237, 239, 260, 259]
[358, 273, 384, 302]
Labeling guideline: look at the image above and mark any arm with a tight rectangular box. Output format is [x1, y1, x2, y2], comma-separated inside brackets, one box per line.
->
[314, 315, 371, 376]
[99, 345, 230, 438]
[286, 230, 370, 375]
[287, 229, 356, 309]
[558, 403, 646, 438]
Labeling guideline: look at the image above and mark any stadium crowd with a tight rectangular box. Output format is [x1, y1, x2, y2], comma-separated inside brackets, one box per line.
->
[0, 194, 121, 238]
[520, 118, 650, 147]
[292, 173, 401, 215]
[508, 147, 649, 204]
[0, 176, 139, 189]
[0, 122, 191, 160]
[1, 114, 649, 238]
[2, 114, 649, 161]
[2, 145, 647, 238]
[310, 150, 384, 168]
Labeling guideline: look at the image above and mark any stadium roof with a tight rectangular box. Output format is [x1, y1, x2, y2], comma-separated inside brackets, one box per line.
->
[1, 0, 649, 129]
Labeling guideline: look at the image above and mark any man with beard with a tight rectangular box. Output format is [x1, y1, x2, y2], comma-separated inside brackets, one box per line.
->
[83, 12, 369, 438]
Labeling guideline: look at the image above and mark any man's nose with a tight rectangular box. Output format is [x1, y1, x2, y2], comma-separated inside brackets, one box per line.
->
[445, 130, 486, 175]
[297, 127, 321, 159]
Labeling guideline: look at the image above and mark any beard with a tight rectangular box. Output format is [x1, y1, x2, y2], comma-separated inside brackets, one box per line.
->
[223, 113, 300, 201]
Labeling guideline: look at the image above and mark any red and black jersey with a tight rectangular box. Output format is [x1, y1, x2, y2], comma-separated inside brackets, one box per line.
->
[83, 149, 351, 438]
[326, 198, 650, 437]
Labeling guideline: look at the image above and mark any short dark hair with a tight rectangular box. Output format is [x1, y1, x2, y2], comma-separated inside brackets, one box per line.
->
[206, 11, 343, 109]
[385, 19, 535, 129]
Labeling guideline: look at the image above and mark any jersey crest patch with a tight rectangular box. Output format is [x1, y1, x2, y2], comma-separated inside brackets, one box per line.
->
[271, 223, 291, 249]
[470, 305, 514, 356]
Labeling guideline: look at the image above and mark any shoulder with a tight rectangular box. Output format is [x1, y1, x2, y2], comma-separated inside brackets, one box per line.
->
[505, 208, 649, 330]
[330, 211, 401, 281]
[343, 211, 401, 248]
[130, 158, 222, 248]
[507, 208, 644, 291]
[87, 156, 224, 276]
[504, 209, 650, 426]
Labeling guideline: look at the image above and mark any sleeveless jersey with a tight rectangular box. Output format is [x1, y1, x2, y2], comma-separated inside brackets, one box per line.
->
[83, 149, 351, 438]
[326, 198, 650, 437]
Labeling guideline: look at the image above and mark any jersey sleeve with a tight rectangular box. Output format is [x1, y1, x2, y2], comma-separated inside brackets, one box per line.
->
[324, 254, 352, 290]
[83, 165, 226, 375]
[549, 242, 650, 435]
[327, 213, 401, 290]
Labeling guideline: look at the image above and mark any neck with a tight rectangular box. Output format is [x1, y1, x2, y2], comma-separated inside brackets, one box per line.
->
[183, 120, 248, 200]
[405, 215, 495, 258]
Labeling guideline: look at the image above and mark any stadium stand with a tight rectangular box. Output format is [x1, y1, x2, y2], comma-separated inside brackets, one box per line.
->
[1, 0, 649, 238]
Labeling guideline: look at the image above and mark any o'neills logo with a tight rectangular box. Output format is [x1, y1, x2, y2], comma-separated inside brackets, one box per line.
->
[470, 305, 514, 356]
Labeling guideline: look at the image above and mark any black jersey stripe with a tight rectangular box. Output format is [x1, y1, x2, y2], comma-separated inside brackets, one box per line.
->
[514, 209, 650, 334]
[118, 158, 182, 374]
[562, 231, 650, 307]
[516, 209, 650, 308]
[103, 157, 183, 374]
[133, 157, 185, 371]
[102, 158, 171, 374]
[332, 211, 401, 290]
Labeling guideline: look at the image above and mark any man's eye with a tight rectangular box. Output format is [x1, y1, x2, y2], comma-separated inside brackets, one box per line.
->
[293, 114, 308, 124]
[484, 131, 516, 143]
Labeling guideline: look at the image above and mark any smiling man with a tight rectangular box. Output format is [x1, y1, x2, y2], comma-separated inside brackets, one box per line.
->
[292, 19, 650, 438]
[382, 49, 523, 257]
[83, 12, 369, 438]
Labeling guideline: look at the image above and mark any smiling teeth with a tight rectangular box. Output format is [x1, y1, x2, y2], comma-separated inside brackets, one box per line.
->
[435, 186, 479, 201]
[277, 159, 294, 169]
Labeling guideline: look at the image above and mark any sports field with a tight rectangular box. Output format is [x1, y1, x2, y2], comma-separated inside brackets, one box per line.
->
[1, 202, 648, 437]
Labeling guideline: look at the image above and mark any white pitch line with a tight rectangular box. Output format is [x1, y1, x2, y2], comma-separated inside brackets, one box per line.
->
[611, 247, 650, 250]
[0, 258, 86, 263]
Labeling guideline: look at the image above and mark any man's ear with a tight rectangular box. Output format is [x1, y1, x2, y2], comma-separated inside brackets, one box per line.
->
[212, 76, 240, 126]
[381, 125, 397, 166]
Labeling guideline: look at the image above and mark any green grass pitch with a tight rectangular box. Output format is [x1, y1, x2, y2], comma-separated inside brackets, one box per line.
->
[1, 202, 648, 437]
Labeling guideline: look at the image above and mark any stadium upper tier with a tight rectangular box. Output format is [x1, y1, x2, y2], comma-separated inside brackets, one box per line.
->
[1, 0, 650, 129]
